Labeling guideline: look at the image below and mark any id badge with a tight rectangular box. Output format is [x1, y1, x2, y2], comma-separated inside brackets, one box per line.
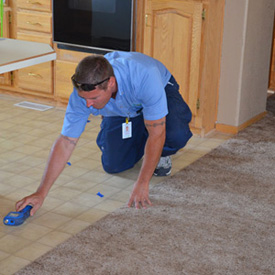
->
[122, 121, 132, 139]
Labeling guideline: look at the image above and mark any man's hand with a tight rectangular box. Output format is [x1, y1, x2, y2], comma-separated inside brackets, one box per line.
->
[16, 192, 45, 216]
[127, 181, 152, 209]
[127, 117, 166, 209]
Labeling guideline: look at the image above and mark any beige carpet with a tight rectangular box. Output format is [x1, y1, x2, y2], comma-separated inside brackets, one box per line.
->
[16, 95, 275, 275]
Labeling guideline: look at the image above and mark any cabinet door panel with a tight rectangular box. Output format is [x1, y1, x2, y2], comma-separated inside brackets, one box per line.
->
[55, 61, 77, 100]
[17, 0, 51, 12]
[144, 0, 202, 116]
[17, 11, 52, 33]
[17, 62, 52, 94]
[17, 31, 52, 45]
[0, 9, 11, 86]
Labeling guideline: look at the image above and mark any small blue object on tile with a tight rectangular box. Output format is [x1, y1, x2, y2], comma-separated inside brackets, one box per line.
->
[97, 192, 104, 198]
[67, 162, 71, 166]
[87, 120, 91, 123]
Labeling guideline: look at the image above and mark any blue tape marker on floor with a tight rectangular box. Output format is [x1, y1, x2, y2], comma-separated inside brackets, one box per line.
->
[97, 192, 104, 198]
[67, 162, 71, 166]
[87, 120, 91, 123]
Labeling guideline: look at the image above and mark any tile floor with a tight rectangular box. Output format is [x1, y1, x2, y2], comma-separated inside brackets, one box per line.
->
[0, 94, 233, 274]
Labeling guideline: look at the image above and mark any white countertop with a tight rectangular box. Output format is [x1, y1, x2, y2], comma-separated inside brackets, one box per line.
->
[0, 38, 56, 74]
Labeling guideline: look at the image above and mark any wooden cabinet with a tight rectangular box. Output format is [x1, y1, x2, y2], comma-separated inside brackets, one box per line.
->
[15, 0, 53, 97]
[141, 0, 225, 135]
[1, 0, 54, 98]
[0, 6, 12, 86]
[55, 60, 77, 101]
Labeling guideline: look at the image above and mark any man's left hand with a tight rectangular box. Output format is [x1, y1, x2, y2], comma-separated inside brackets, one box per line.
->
[127, 181, 152, 209]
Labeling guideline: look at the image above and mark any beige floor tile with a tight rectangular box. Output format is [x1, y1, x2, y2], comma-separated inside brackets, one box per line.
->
[0, 251, 9, 262]
[0, 162, 32, 174]
[7, 125, 33, 134]
[20, 167, 44, 181]
[110, 190, 131, 203]
[102, 175, 135, 189]
[52, 201, 90, 218]
[31, 212, 72, 229]
[34, 196, 65, 213]
[26, 128, 52, 138]
[72, 157, 101, 170]
[54, 173, 77, 186]
[14, 242, 52, 261]
[80, 170, 112, 183]
[24, 137, 54, 149]
[2, 175, 36, 188]
[0, 130, 20, 141]
[32, 149, 52, 159]
[0, 255, 30, 275]
[71, 192, 103, 207]
[0, 151, 26, 163]
[0, 184, 17, 196]
[13, 144, 42, 155]
[4, 189, 34, 203]
[77, 208, 109, 223]
[58, 219, 91, 235]
[11, 223, 53, 241]
[37, 230, 72, 247]
[0, 121, 16, 130]
[94, 199, 125, 212]
[61, 165, 91, 178]
[87, 184, 121, 198]
[16, 155, 46, 167]
[63, 178, 99, 192]
[0, 235, 31, 254]
[48, 186, 82, 201]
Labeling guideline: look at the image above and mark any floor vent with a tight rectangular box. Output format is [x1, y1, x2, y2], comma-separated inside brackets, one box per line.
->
[14, 101, 53, 111]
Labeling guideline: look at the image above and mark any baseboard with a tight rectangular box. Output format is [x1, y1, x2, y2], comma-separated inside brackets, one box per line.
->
[216, 111, 267, 134]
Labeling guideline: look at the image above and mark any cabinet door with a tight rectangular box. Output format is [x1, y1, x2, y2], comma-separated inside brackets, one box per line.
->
[143, 0, 203, 116]
[17, 62, 53, 94]
[55, 60, 77, 100]
[17, 0, 51, 12]
[17, 11, 52, 33]
[0, 9, 11, 86]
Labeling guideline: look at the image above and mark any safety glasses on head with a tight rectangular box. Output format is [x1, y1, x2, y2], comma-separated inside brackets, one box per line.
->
[71, 75, 110, 91]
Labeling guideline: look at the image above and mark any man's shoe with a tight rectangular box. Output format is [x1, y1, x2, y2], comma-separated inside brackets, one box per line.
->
[153, 156, 172, 176]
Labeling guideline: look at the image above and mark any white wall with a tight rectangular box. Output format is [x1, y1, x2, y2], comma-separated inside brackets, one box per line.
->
[217, 0, 275, 127]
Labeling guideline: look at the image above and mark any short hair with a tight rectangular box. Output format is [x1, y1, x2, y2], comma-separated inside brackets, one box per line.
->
[74, 55, 114, 90]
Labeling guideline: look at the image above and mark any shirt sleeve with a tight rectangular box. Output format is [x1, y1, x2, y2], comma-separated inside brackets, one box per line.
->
[61, 89, 90, 138]
[136, 67, 168, 121]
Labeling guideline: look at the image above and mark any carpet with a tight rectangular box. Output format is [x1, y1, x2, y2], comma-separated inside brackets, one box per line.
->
[16, 95, 275, 275]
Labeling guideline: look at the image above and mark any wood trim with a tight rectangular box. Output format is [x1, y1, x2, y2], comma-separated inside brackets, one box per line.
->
[216, 111, 267, 134]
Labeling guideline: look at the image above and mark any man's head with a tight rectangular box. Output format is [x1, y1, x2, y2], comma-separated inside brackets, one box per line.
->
[72, 55, 116, 109]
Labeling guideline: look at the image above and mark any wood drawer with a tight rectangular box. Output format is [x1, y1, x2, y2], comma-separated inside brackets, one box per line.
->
[17, 0, 51, 12]
[17, 11, 52, 33]
[17, 31, 52, 45]
[17, 62, 52, 94]
[55, 60, 77, 99]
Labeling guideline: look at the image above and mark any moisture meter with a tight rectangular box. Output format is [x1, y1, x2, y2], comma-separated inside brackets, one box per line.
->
[3, 205, 33, 226]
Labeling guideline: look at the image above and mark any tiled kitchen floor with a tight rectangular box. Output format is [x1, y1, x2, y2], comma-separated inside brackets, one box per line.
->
[0, 94, 233, 274]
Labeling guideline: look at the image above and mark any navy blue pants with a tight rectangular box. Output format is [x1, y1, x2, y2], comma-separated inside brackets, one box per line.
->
[96, 75, 193, 173]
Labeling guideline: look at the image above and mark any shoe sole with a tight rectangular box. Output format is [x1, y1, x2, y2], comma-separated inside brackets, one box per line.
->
[153, 169, 171, 177]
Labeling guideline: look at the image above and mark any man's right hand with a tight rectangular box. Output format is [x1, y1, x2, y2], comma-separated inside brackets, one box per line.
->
[15, 192, 45, 216]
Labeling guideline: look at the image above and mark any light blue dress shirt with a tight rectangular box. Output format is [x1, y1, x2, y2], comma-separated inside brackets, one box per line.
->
[61, 51, 171, 138]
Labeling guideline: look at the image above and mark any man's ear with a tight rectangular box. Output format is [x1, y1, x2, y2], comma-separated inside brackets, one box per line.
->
[108, 76, 116, 88]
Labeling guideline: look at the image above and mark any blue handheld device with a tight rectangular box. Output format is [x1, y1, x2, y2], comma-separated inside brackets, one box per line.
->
[3, 205, 33, 226]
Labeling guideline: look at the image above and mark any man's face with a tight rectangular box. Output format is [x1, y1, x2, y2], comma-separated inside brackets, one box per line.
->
[78, 87, 112, 109]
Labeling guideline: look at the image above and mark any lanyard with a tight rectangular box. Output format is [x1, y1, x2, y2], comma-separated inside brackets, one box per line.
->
[0, 0, 3, 37]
